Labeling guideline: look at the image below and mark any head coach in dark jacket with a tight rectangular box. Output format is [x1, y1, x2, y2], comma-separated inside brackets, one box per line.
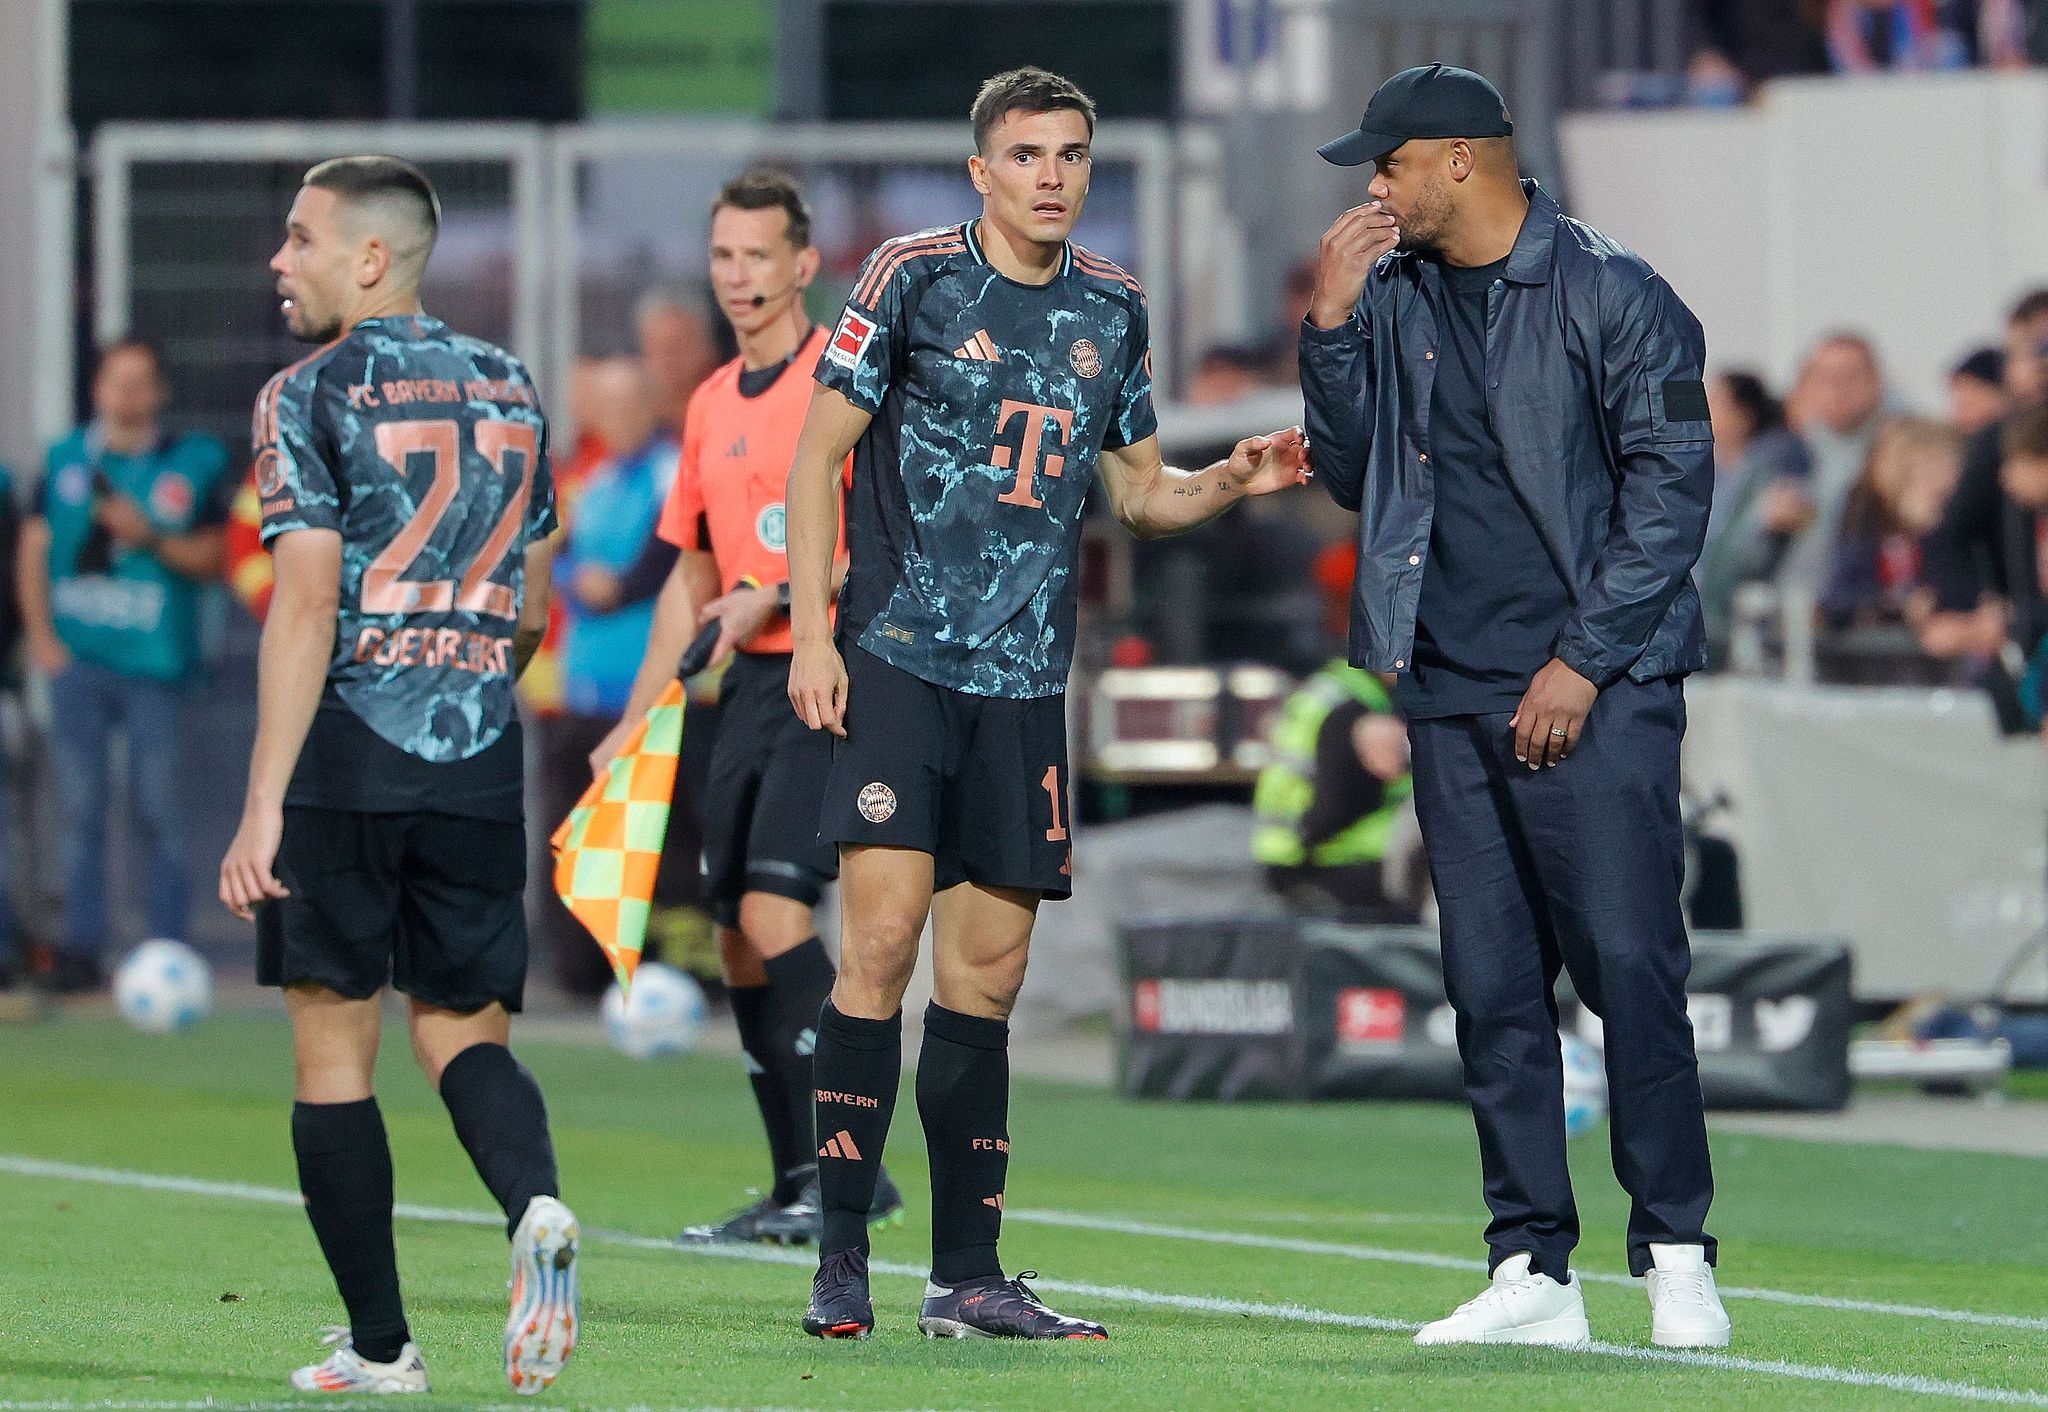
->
[1299, 65, 1728, 1350]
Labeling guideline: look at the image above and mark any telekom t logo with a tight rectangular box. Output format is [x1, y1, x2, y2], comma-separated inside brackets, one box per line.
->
[991, 398, 1075, 509]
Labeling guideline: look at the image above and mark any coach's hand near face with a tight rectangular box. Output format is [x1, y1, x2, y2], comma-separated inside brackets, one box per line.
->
[1311, 203, 1401, 331]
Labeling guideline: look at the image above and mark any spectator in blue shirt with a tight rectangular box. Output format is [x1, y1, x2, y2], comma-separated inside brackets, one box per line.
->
[16, 339, 231, 992]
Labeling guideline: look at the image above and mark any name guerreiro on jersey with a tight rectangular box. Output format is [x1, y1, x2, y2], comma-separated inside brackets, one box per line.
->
[816, 220, 1156, 699]
[254, 315, 558, 762]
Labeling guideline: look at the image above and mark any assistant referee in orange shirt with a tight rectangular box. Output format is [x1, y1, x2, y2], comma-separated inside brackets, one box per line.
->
[594, 169, 902, 1245]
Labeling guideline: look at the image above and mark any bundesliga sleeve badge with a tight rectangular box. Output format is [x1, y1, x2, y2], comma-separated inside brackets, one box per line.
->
[827, 308, 878, 371]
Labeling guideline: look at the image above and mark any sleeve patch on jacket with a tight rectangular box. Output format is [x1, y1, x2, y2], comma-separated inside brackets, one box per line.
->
[1662, 378, 1710, 422]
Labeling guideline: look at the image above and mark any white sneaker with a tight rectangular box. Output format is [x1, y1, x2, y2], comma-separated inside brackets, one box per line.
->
[289, 1328, 429, 1393]
[1647, 1242, 1731, 1348]
[506, 1194, 581, 1395]
[1414, 1253, 1592, 1347]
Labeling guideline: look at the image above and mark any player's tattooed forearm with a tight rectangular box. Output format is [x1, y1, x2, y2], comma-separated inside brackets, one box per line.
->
[1172, 482, 1204, 497]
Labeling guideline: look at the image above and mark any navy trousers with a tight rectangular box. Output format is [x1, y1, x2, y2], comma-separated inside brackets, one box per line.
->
[1408, 676, 1715, 1281]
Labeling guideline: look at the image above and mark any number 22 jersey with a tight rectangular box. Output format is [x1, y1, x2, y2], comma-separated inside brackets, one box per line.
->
[817, 219, 1156, 700]
[254, 314, 558, 818]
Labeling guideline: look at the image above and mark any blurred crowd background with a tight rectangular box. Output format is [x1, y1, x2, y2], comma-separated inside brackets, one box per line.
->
[3, 0, 2048, 1047]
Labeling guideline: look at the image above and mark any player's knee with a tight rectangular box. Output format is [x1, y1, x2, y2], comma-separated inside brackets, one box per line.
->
[719, 927, 769, 988]
[835, 927, 918, 1011]
[737, 891, 814, 956]
[951, 950, 1029, 1020]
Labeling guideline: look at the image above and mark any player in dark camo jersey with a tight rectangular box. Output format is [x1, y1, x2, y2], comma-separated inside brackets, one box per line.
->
[219, 156, 578, 1397]
[783, 68, 1311, 1342]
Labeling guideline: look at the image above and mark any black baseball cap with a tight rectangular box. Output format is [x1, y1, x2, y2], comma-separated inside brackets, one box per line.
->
[1317, 63, 1513, 167]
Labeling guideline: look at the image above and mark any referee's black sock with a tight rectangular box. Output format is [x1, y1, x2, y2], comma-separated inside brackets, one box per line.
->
[762, 935, 837, 1200]
[729, 982, 803, 1202]
[438, 1043, 560, 1239]
[292, 1098, 410, 1365]
[917, 1002, 1010, 1286]
[813, 1000, 900, 1257]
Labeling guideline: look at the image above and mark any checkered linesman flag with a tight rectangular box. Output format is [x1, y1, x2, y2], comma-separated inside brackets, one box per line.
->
[550, 679, 685, 994]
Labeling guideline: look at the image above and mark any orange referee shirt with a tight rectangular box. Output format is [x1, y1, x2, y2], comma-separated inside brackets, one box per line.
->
[656, 327, 849, 656]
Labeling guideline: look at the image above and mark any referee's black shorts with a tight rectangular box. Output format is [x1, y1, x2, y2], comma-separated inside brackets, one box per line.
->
[256, 807, 528, 1013]
[697, 650, 839, 929]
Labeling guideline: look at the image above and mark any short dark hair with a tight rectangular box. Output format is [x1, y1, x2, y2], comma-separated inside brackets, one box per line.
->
[1716, 370, 1783, 434]
[302, 155, 441, 244]
[710, 167, 813, 249]
[1954, 346, 2007, 387]
[94, 336, 163, 380]
[970, 67, 1097, 154]
[2005, 402, 2048, 461]
[2011, 289, 2048, 326]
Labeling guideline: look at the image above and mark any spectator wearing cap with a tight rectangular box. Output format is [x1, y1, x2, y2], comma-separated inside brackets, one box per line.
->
[1921, 290, 2048, 660]
[1302, 63, 1727, 1346]
[1696, 371, 1813, 663]
[16, 339, 231, 993]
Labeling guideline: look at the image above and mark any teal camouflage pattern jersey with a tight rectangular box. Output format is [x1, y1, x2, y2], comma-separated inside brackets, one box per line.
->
[816, 219, 1156, 699]
[253, 315, 557, 762]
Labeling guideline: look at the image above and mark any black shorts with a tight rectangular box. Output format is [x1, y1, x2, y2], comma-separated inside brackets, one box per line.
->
[699, 651, 839, 929]
[256, 807, 529, 1013]
[820, 644, 1073, 900]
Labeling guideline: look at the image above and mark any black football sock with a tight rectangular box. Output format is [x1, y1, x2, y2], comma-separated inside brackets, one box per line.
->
[813, 1000, 901, 1256]
[762, 935, 837, 1198]
[438, 1043, 560, 1239]
[292, 1098, 410, 1364]
[917, 1002, 1010, 1286]
[730, 982, 803, 1201]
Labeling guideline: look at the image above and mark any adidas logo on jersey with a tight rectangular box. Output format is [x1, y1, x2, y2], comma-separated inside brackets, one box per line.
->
[725, 435, 748, 458]
[953, 330, 1002, 362]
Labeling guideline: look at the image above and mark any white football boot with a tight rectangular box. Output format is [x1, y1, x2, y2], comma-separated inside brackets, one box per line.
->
[289, 1328, 429, 1393]
[1414, 1252, 1592, 1347]
[1646, 1243, 1731, 1348]
[506, 1194, 581, 1395]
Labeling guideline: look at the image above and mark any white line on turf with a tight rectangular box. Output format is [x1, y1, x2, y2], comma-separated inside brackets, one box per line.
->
[1005, 1208, 2048, 1332]
[5, 1155, 2046, 1410]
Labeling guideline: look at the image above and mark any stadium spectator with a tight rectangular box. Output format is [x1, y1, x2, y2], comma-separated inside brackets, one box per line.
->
[1824, 0, 1976, 70]
[1920, 290, 2048, 660]
[1783, 332, 1888, 600]
[1684, 0, 1831, 91]
[519, 353, 611, 717]
[16, 338, 231, 993]
[535, 356, 687, 993]
[1696, 370, 1813, 663]
[635, 290, 719, 435]
[1949, 346, 2009, 435]
[1184, 345, 1269, 406]
[1821, 416, 1964, 628]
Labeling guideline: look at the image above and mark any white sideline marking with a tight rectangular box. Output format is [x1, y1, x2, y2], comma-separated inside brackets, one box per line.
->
[3, 1155, 2046, 1410]
[1007, 1208, 2048, 1333]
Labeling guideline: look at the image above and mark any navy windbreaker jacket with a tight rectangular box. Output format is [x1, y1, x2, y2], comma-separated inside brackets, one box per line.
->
[1298, 181, 1714, 688]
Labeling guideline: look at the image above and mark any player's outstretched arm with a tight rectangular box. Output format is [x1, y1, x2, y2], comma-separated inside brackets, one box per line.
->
[1098, 428, 1310, 541]
[786, 385, 871, 737]
[220, 527, 341, 921]
[587, 548, 717, 778]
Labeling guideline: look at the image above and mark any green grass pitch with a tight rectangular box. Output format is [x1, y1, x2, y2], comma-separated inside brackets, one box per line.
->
[2, 1011, 2046, 1409]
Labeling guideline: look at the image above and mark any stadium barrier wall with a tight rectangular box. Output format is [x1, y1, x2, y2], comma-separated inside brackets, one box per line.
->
[1117, 917, 1854, 1110]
